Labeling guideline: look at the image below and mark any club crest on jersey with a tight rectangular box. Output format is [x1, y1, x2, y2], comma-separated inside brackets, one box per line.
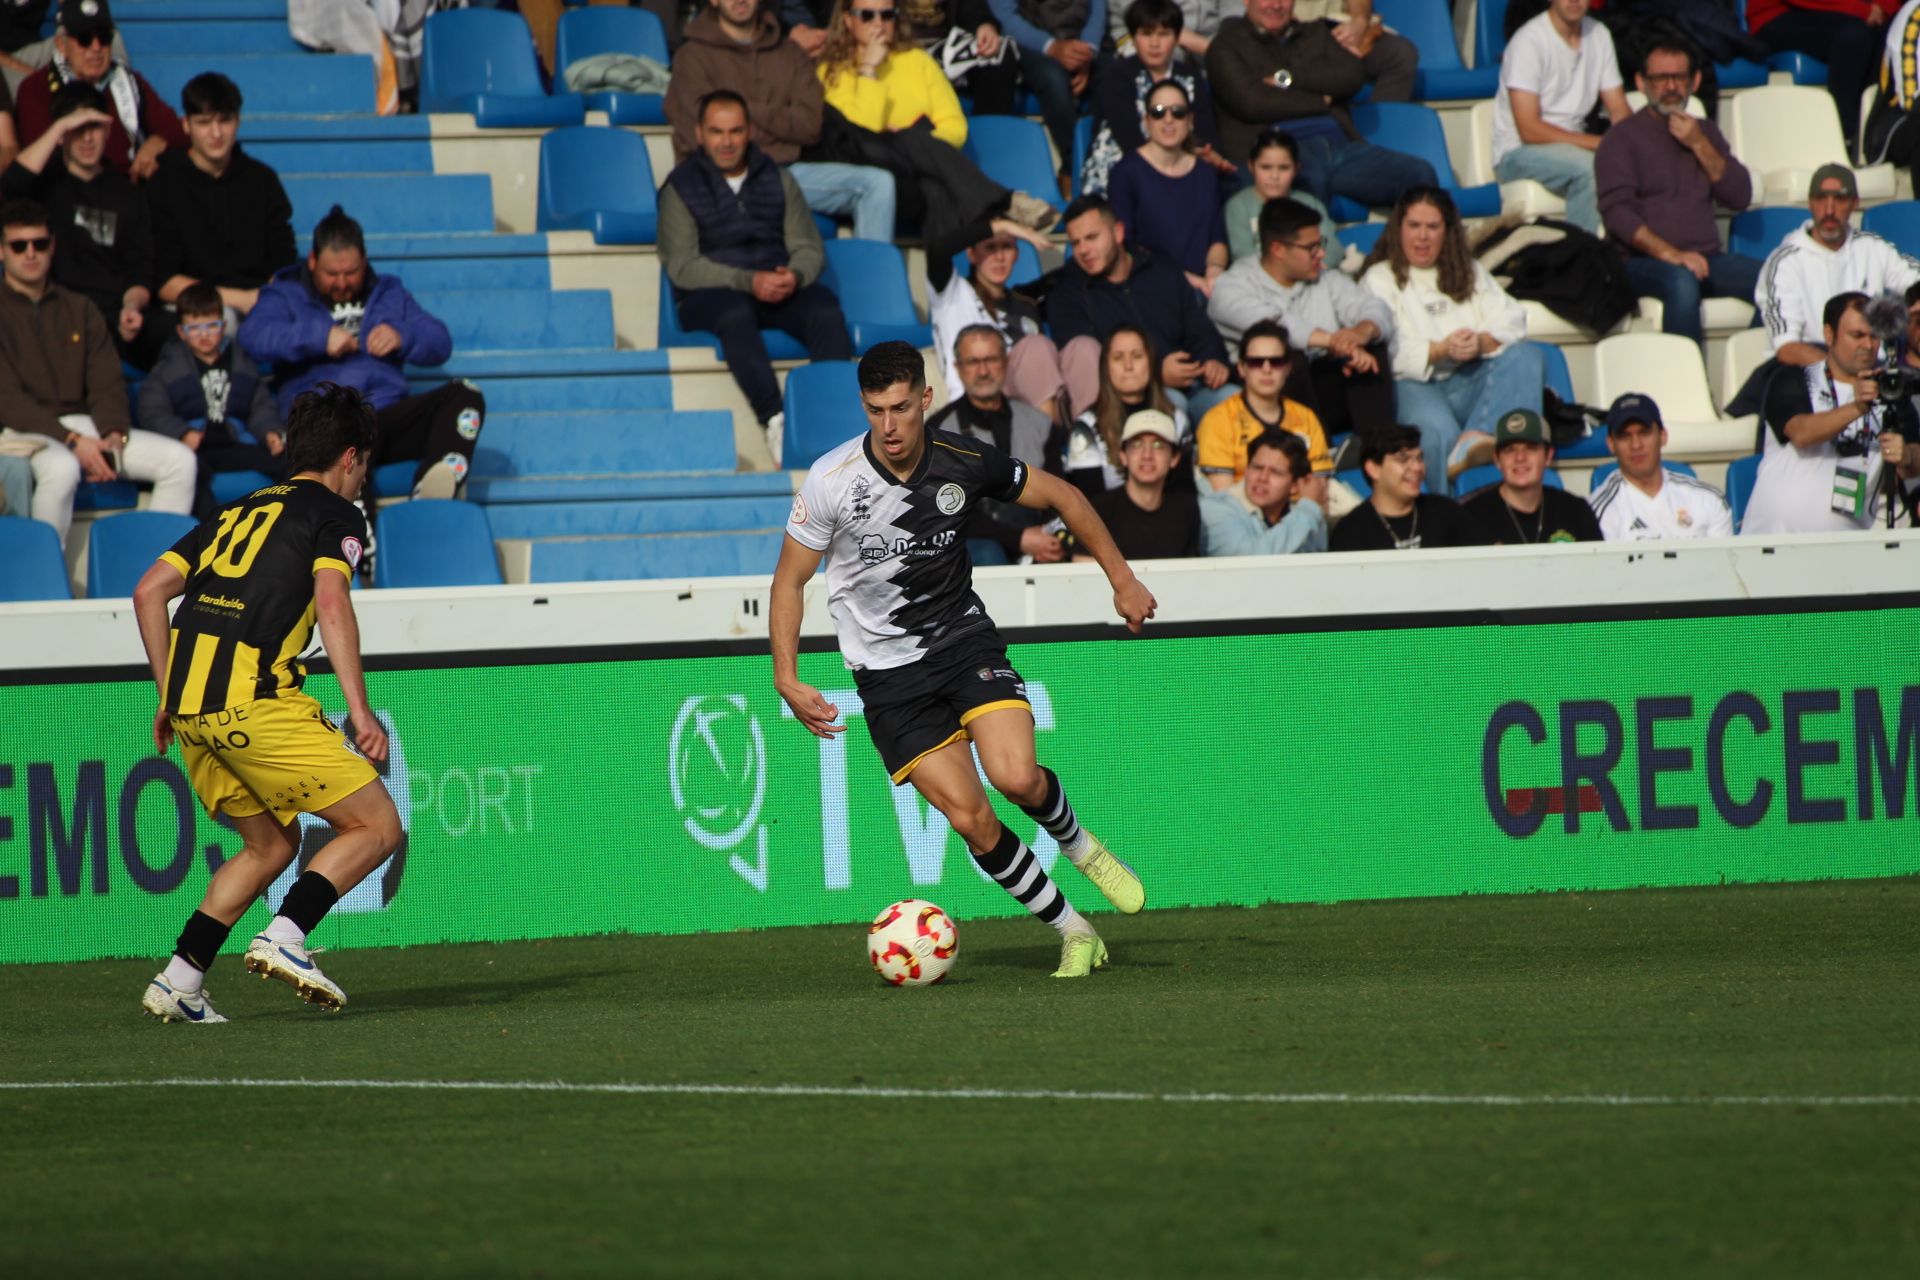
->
[790, 493, 809, 525]
[936, 482, 965, 515]
[849, 475, 873, 526]
[859, 533, 890, 566]
[341, 536, 364, 569]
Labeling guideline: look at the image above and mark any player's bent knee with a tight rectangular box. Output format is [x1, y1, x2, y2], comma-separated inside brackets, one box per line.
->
[985, 763, 1044, 806]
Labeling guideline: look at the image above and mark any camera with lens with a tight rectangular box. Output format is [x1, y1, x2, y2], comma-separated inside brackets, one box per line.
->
[1869, 362, 1920, 402]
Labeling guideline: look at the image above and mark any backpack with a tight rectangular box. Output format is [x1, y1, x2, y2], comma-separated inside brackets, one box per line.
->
[1476, 218, 1639, 335]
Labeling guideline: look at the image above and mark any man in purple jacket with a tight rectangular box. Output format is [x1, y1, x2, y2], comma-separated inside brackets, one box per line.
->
[238, 203, 483, 499]
[1594, 39, 1758, 346]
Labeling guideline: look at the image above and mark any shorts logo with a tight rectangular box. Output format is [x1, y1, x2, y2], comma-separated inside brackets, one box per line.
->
[341, 536, 363, 569]
[790, 493, 809, 525]
[975, 667, 994, 681]
[456, 407, 482, 440]
[1011, 461, 1026, 489]
[859, 533, 891, 566]
[936, 482, 965, 515]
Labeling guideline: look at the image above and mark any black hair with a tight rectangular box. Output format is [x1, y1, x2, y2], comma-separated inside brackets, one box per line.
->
[1824, 290, 1870, 333]
[1640, 38, 1699, 77]
[49, 79, 110, 123]
[0, 197, 50, 233]
[1905, 280, 1920, 309]
[175, 281, 223, 319]
[1143, 78, 1191, 109]
[1258, 197, 1320, 255]
[952, 322, 1005, 361]
[1246, 430, 1309, 482]
[1062, 192, 1115, 226]
[857, 340, 926, 393]
[283, 382, 378, 475]
[181, 71, 243, 118]
[1248, 127, 1299, 166]
[310, 204, 365, 257]
[1124, 0, 1184, 36]
[697, 88, 750, 125]
[1359, 423, 1424, 469]
[1238, 319, 1289, 358]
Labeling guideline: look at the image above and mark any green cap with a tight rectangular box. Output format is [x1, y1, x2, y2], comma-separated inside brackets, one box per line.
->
[1493, 408, 1549, 449]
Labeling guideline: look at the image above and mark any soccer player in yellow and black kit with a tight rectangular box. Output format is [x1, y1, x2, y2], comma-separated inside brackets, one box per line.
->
[133, 383, 403, 1022]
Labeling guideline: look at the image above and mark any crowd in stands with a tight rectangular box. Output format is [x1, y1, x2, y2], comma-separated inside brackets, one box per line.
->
[8, 0, 1920, 579]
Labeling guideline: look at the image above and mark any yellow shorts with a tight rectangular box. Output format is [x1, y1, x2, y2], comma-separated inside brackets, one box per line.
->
[171, 692, 380, 825]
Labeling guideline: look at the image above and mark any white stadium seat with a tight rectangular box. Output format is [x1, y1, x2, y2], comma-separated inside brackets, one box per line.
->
[1466, 100, 1567, 219]
[1714, 326, 1775, 411]
[1718, 86, 1897, 204]
[1593, 332, 1759, 456]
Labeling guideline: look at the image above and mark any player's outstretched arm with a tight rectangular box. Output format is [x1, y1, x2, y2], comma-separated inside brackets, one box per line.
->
[133, 559, 188, 754]
[313, 569, 388, 764]
[1017, 469, 1158, 632]
[770, 534, 843, 738]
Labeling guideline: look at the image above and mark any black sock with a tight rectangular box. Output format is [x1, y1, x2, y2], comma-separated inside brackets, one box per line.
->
[277, 870, 341, 936]
[971, 823, 1076, 931]
[174, 910, 233, 971]
[1017, 767, 1085, 855]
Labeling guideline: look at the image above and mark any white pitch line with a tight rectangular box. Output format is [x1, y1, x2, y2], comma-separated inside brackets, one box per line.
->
[0, 1078, 1914, 1107]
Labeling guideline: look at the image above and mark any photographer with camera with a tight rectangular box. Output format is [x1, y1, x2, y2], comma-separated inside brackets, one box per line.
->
[1745, 290, 1920, 533]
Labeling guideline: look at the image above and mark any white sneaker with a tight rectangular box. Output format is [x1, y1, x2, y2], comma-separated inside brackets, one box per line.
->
[765, 412, 785, 468]
[412, 452, 468, 500]
[243, 934, 347, 1012]
[142, 975, 228, 1024]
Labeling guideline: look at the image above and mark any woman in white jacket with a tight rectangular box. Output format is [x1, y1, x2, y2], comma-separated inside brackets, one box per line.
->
[1361, 186, 1545, 495]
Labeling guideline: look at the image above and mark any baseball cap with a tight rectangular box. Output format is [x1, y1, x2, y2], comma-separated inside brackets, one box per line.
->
[1119, 408, 1180, 446]
[1493, 408, 1548, 449]
[60, 0, 113, 35]
[1809, 163, 1857, 200]
[1605, 392, 1663, 434]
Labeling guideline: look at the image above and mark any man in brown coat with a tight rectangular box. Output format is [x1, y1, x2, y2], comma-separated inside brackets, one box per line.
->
[663, 0, 895, 240]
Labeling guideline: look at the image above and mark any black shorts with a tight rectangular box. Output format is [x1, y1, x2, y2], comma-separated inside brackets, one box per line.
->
[854, 632, 1031, 785]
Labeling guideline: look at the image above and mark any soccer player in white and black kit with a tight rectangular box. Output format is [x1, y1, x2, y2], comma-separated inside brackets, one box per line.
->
[771, 342, 1158, 979]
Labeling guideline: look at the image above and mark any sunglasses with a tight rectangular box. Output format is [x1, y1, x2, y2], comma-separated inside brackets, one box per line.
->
[852, 7, 896, 20]
[1145, 103, 1191, 120]
[6, 236, 51, 254]
[69, 28, 112, 48]
[1241, 354, 1288, 369]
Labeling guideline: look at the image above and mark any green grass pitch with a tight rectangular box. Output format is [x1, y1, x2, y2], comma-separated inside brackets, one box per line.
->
[4, 879, 1917, 1278]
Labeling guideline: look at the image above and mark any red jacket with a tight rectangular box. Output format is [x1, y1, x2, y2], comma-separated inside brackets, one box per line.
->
[13, 66, 188, 176]
[1748, 0, 1899, 32]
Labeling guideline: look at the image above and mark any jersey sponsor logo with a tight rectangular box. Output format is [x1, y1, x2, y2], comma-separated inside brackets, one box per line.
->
[859, 533, 891, 566]
[341, 536, 363, 569]
[849, 475, 873, 526]
[936, 482, 965, 515]
[790, 493, 809, 525]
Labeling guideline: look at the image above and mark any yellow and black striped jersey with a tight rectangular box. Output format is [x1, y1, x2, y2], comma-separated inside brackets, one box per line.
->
[157, 478, 368, 715]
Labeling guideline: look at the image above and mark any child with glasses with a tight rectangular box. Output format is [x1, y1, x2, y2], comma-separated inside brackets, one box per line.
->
[137, 280, 285, 518]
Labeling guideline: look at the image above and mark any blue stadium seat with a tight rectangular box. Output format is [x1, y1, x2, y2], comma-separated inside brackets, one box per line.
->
[1737, 0, 1825, 84]
[210, 471, 275, 505]
[420, 9, 586, 127]
[1728, 206, 1806, 260]
[1070, 116, 1093, 197]
[781, 361, 862, 471]
[1716, 58, 1770, 89]
[0, 516, 71, 601]
[1531, 340, 1609, 460]
[1725, 453, 1762, 531]
[819, 240, 931, 349]
[369, 462, 421, 500]
[1336, 468, 1370, 499]
[87, 510, 196, 599]
[962, 117, 1062, 220]
[657, 272, 808, 359]
[73, 481, 139, 512]
[1472, 0, 1510, 70]
[284, 173, 494, 238]
[1861, 200, 1920, 251]
[538, 126, 658, 244]
[372, 500, 503, 588]
[1373, 0, 1496, 101]
[1339, 221, 1385, 260]
[1590, 459, 1699, 487]
[554, 7, 669, 125]
[1348, 103, 1500, 218]
[1454, 463, 1566, 496]
[951, 240, 1044, 289]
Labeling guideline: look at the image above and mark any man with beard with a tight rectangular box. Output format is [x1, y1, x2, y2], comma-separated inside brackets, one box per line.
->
[1757, 164, 1920, 367]
[13, 0, 183, 179]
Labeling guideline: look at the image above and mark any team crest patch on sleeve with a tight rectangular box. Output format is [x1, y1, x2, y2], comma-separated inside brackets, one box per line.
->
[456, 407, 482, 440]
[341, 536, 364, 569]
[790, 493, 809, 525]
[936, 482, 965, 514]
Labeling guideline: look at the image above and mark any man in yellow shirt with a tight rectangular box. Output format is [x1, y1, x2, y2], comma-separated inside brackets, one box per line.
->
[1195, 318, 1330, 487]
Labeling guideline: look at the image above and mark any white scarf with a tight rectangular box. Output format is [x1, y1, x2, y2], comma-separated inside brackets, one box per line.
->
[51, 49, 142, 156]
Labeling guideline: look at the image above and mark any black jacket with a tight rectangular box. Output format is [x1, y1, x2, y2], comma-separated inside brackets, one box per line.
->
[145, 147, 297, 291]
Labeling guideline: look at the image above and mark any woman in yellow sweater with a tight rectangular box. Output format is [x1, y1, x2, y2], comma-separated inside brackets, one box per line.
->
[815, 1, 1056, 240]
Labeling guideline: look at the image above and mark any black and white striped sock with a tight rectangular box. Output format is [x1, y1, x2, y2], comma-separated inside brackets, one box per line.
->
[972, 824, 1085, 936]
[1019, 767, 1088, 862]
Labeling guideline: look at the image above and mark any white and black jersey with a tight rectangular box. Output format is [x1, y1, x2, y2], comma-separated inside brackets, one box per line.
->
[787, 430, 1030, 671]
[1745, 363, 1919, 533]
[1589, 467, 1734, 540]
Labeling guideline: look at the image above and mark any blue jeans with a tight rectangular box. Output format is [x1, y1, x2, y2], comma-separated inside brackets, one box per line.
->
[1294, 132, 1437, 212]
[1011, 43, 1082, 173]
[1495, 144, 1599, 232]
[790, 162, 896, 243]
[1393, 344, 1547, 495]
[1623, 253, 1764, 344]
[1166, 380, 1242, 426]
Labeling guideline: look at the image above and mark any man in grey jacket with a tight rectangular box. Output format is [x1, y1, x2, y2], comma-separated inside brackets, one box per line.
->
[927, 323, 1062, 564]
[1208, 196, 1393, 440]
[659, 89, 854, 436]
[1200, 428, 1326, 553]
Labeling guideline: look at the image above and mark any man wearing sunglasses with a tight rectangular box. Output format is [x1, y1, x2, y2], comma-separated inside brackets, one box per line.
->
[0, 195, 196, 543]
[13, 0, 184, 182]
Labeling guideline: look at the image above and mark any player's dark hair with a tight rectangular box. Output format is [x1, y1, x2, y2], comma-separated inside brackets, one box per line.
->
[284, 382, 378, 475]
[1238, 318, 1289, 359]
[857, 340, 926, 394]
[1124, 0, 1183, 36]
[175, 281, 223, 320]
[1247, 430, 1309, 482]
[1258, 197, 1321, 255]
[952, 322, 1005, 361]
[1248, 127, 1299, 166]
[1359, 423, 1424, 470]
[697, 88, 749, 125]
[49, 79, 110, 123]
[181, 71, 243, 117]
[311, 204, 365, 258]
[0, 197, 50, 234]
[1824, 290, 1870, 333]
[1062, 192, 1115, 227]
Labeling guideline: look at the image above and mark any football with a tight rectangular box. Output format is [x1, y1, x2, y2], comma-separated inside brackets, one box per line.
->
[867, 899, 958, 986]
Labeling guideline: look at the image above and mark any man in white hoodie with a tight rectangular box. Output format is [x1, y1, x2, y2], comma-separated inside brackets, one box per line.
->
[1756, 164, 1920, 367]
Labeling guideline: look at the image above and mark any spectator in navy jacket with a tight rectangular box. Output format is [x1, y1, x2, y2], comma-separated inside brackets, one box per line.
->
[983, 0, 1106, 184]
[238, 204, 484, 500]
[1049, 192, 1236, 419]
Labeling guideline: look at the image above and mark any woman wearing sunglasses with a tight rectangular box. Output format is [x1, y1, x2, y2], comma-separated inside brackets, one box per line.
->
[1359, 185, 1544, 496]
[1080, 0, 1229, 195]
[816, 0, 1057, 239]
[1106, 79, 1229, 297]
